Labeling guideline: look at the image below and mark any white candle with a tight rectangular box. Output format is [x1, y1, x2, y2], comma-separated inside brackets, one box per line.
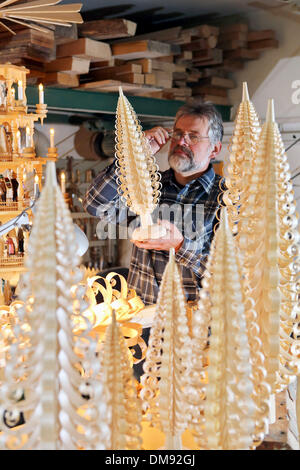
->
[18, 80, 23, 101]
[16, 130, 21, 151]
[49, 128, 55, 148]
[25, 126, 31, 147]
[34, 174, 39, 198]
[60, 171, 66, 193]
[38, 83, 44, 104]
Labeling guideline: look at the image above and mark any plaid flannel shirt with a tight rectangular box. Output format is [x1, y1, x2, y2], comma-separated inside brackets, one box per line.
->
[83, 160, 224, 306]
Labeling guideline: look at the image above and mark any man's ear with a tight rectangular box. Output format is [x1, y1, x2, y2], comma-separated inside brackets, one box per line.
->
[209, 142, 222, 160]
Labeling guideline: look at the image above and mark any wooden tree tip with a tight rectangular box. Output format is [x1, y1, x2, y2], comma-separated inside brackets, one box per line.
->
[266, 98, 275, 123]
[242, 81, 249, 102]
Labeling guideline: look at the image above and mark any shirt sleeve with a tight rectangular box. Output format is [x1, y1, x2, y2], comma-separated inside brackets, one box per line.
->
[83, 161, 129, 224]
[175, 236, 208, 280]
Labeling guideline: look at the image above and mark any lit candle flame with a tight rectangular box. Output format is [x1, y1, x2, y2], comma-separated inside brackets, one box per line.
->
[49, 128, 55, 148]
[38, 83, 44, 105]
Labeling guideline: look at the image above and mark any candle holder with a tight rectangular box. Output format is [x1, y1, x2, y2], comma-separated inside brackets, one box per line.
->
[47, 147, 58, 161]
[22, 147, 36, 159]
[13, 101, 27, 114]
[36, 103, 48, 125]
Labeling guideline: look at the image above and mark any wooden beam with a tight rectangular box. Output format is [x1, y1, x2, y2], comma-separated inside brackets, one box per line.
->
[183, 36, 218, 51]
[78, 18, 137, 40]
[191, 85, 228, 97]
[192, 93, 230, 105]
[198, 76, 235, 88]
[56, 38, 111, 62]
[224, 48, 260, 60]
[43, 72, 79, 88]
[111, 40, 179, 60]
[44, 56, 90, 74]
[247, 38, 279, 50]
[54, 23, 78, 45]
[247, 29, 276, 42]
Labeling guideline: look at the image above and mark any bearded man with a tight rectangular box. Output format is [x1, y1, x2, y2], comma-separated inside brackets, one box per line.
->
[84, 101, 224, 305]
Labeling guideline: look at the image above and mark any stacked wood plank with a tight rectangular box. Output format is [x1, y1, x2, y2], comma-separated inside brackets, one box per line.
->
[0, 18, 279, 106]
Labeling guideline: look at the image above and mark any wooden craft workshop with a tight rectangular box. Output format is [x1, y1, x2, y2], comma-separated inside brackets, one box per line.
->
[0, 0, 300, 453]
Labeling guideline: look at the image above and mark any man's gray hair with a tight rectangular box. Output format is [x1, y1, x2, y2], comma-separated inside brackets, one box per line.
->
[175, 99, 224, 145]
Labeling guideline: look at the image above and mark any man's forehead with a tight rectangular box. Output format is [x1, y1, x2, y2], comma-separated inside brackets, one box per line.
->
[174, 114, 209, 131]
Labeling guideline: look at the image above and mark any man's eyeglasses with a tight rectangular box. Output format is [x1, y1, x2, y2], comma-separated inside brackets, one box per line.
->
[169, 130, 210, 145]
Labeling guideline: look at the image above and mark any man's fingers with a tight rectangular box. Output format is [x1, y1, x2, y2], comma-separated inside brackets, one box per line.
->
[145, 126, 170, 147]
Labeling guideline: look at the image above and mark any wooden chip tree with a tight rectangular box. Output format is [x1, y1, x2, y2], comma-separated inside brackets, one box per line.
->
[140, 248, 192, 449]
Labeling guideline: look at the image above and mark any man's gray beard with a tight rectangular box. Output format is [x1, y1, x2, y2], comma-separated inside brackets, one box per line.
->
[168, 153, 194, 172]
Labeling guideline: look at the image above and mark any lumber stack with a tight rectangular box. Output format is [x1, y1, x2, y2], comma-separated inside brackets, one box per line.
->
[0, 18, 279, 105]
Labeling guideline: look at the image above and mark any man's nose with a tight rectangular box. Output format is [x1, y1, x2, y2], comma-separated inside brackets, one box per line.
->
[177, 133, 188, 145]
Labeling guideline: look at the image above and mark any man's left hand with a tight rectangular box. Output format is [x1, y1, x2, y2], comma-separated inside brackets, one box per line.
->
[131, 219, 184, 252]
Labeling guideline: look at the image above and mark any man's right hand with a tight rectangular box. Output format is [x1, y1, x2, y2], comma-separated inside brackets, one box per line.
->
[144, 126, 172, 155]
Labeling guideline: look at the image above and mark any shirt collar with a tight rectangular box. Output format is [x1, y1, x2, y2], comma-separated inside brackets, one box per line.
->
[161, 164, 216, 193]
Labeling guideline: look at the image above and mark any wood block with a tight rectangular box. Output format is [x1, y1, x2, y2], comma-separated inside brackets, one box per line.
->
[27, 68, 45, 84]
[145, 73, 156, 86]
[172, 31, 192, 45]
[128, 59, 152, 73]
[0, 27, 55, 51]
[218, 39, 247, 50]
[115, 72, 144, 84]
[201, 68, 229, 78]
[78, 19, 137, 40]
[56, 38, 111, 62]
[0, 45, 54, 63]
[219, 31, 248, 42]
[247, 29, 275, 42]
[198, 76, 235, 88]
[192, 93, 230, 105]
[191, 85, 228, 97]
[155, 55, 175, 63]
[172, 64, 186, 74]
[44, 57, 90, 74]
[86, 65, 143, 82]
[173, 72, 188, 81]
[175, 51, 193, 63]
[43, 72, 79, 88]
[247, 38, 279, 50]
[90, 59, 125, 70]
[153, 70, 173, 88]
[163, 87, 192, 96]
[86, 64, 142, 81]
[183, 36, 218, 51]
[78, 79, 143, 92]
[174, 80, 187, 88]
[54, 23, 78, 45]
[192, 24, 220, 38]
[78, 80, 162, 95]
[220, 23, 248, 33]
[224, 48, 260, 60]
[151, 59, 178, 73]
[186, 71, 203, 82]
[111, 40, 177, 60]
[193, 48, 222, 62]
